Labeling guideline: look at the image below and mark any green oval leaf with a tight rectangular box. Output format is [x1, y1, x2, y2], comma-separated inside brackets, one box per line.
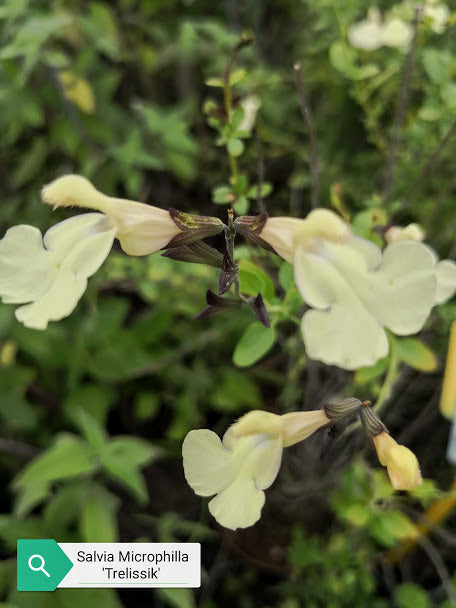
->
[393, 337, 438, 372]
[395, 583, 429, 608]
[238, 259, 275, 301]
[227, 138, 244, 157]
[233, 322, 276, 367]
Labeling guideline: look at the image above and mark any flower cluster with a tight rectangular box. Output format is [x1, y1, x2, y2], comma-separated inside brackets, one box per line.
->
[183, 399, 422, 530]
[235, 209, 456, 370]
[0, 175, 449, 534]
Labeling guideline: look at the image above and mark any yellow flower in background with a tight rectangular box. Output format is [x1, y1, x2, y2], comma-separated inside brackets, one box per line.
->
[348, 8, 413, 51]
[182, 408, 331, 530]
[440, 321, 456, 420]
[236, 209, 456, 370]
[0, 213, 116, 329]
[372, 431, 422, 490]
[421, 0, 450, 33]
[58, 71, 96, 114]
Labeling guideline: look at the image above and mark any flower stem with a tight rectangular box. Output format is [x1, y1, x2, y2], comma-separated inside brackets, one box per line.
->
[374, 347, 400, 413]
[223, 70, 239, 183]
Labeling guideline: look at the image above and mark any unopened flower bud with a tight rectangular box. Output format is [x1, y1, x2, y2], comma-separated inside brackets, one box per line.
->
[372, 431, 422, 490]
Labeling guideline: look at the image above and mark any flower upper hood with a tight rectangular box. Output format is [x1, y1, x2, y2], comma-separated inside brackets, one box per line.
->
[41, 174, 182, 256]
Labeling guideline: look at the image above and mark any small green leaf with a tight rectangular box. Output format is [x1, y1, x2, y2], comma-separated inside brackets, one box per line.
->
[395, 583, 429, 608]
[441, 83, 456, 109]
[205, 77, 224, 88]
[233, 323, 276, 367]
[104, 437, 161, 468]
[64, 385, 115, 426]
[422, 48, 451, 85]
[72, 408, 108, 451]
[229, 68, 246, 86]
[351, 64, 380, 80]
[233, 196, 249, 214]
[355, 357, 388, 383]
[232, 173, 248, 194]
[212, 185, 235, 205]
[13, 435, 95, 490]
[0, 516, 46, 551]
[393, 337, 438, 372]
[344, 503, 370, 526]
[211, 369, 261, 411]
[227, 138, 244, 157]
[409, 479, 440, 505]
[247, 183, 272, 199]
[329, 41, 356, 77]
[238, 259, 275, 300]
[369, 510, 417, 547]
[80, 484, 119, 543]
[135, 392, 160, 421]
[44, 483, 85, 533]
[418, 104, 442, 122]
[14, 483, 49, 518]
[100, 450, 149, 503]
[278, 263, 295, 291]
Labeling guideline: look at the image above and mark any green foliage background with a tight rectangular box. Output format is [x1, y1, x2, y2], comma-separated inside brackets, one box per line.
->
[0, 0, 456, 607]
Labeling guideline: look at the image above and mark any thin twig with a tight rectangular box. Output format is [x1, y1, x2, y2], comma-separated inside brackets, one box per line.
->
[381, 6, 422, 206]
[416, 535, 456, 605]
[293, 63, 319, 209]
[398, 116, 456, 213]
[255, 133, 266, 213]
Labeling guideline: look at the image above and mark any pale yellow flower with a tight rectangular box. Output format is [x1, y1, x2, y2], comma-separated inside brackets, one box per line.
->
[0, 214, 116, 329]
[373, 431, 422, 490]
[182, 409, 330, 530]
[423, 2, 449, 33]
[348, 8, 413, 51]
[236, 209, 456, 370]
[0, 175, 224, 328]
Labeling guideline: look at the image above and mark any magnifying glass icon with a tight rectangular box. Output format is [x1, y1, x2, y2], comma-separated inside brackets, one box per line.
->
[28, 554, 50, 577]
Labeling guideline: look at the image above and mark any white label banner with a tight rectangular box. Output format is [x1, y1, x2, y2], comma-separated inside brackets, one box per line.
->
[58, 543, 200, 588]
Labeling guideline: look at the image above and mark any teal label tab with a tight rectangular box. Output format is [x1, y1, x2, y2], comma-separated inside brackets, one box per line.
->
[17, 539, 73, 591]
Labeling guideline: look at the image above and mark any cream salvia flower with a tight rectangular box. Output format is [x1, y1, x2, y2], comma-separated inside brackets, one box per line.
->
[0, 213, 116, 329]
[235, 209, 456, 370]
[422, 0, 449, 34]
[182, 408, 332, 530]
[0, 175, 224, 329]
[41, 174, 223, 255]
[348, 8, 413, 51]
